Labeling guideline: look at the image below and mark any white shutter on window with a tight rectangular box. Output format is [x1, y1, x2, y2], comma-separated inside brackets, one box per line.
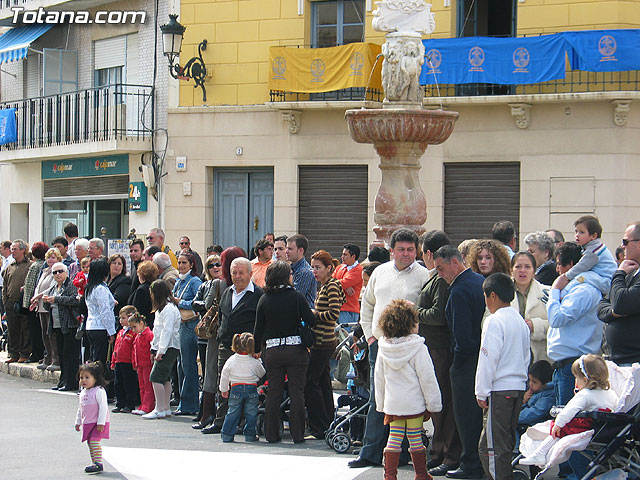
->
[25, 53, 41, 97]
[94, 36, 126, 70]
[125, 33, 138, 84]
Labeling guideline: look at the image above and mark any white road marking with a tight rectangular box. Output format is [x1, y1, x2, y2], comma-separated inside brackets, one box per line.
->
[103, 447, 368, 480]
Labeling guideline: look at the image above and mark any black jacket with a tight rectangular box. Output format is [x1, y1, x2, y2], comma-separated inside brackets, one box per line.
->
[253, 287, 316, 353]
[44, 277, 79, 335]
[597, 269, 640, 365]
[216, 283, 263, 349]
[129, 282, 154, 327]
[417, 273, 451, 350]
[109, 274, 131, 319]
[535, 261, 558, 287]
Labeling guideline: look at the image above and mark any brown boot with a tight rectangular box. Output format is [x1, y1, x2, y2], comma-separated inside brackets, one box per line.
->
[383, 449, 401, 480]
[410, 447, 432, 480]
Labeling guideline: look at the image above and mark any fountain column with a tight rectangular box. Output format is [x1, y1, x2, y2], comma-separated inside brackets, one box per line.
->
[345, 0, 458, 246]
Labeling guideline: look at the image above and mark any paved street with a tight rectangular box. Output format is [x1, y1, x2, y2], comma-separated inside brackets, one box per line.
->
[0, 374, 418, 480]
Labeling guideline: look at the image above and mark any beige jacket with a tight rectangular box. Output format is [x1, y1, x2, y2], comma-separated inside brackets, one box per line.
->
[511, 279, 550, 363]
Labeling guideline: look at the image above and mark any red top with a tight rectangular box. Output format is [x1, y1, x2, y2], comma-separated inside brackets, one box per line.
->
[111, 327, 136, 368]
[73, 272, 87, 296]
[132, 327, 154, 369]
[332, 263, 364, 314]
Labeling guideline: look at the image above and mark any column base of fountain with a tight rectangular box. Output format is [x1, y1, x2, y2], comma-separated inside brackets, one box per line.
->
[372, 224, 426, 249]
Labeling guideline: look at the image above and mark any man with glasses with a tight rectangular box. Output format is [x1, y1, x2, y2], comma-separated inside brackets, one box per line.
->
[146, 228, 178, 269]
[178, 236, 203, 278]
[598, 222, 640, 366]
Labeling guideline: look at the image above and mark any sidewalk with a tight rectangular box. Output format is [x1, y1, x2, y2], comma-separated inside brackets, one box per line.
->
[0, 351, 60, 384]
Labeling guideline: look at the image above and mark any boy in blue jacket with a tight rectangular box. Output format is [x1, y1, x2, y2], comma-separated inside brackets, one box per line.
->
[519, 360, 555, 427]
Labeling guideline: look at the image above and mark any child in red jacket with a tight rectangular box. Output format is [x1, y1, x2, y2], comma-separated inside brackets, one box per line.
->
[111, 306, 139, 413]
[128, 310, 155, 415]
[73, 257, 91, 296]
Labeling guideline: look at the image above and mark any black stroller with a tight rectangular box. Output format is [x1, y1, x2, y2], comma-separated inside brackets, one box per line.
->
[325, 324, 370, 453]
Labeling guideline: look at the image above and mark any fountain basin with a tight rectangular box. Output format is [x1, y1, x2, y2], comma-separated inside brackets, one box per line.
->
[345, 108, 458, 145]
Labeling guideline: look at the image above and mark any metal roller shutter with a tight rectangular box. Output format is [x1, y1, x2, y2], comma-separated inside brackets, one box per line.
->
[43, 175, 129, 198]
[298, 165, 368, 260]
[444, 162, 520, 246]
[94, 36, 126, 70]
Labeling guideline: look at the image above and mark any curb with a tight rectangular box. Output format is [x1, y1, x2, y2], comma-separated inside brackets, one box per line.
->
[0, 352, 60, 384]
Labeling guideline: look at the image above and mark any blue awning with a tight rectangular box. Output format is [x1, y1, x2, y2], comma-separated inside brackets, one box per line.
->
[0, 24, 53, 64]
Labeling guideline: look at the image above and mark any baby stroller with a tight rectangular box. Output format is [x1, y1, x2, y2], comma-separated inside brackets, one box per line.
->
[325, 325, 371, 453]
[256, 379, 290, 439]
[513, 362, 640, 480]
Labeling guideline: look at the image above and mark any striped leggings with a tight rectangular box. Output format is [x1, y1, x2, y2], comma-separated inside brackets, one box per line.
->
[88, 440, 103, 465]
[385, 417, 424, 452]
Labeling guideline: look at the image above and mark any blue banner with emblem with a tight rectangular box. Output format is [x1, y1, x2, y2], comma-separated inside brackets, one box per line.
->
[420, 34, 568, 85]
[0, 108, 17, 145]
[563, 29, 640, 72]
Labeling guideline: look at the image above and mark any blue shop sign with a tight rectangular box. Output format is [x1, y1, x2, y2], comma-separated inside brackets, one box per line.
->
[42, 155, 129, 179]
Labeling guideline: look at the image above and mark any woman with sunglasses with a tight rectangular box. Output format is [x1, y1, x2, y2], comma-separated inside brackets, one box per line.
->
[43, 262, 81, 391]
[190, 254, 222, 429]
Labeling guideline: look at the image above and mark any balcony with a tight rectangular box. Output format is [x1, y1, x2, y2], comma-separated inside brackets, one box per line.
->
[0, 83, 153, 162]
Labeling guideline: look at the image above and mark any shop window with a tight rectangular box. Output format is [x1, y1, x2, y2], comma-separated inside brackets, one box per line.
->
[312, 0, 365, 48]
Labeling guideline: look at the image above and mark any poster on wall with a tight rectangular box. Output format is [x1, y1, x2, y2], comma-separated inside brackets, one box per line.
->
[107, 239, 132, 276]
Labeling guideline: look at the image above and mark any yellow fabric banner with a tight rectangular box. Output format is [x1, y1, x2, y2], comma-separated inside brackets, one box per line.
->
[269, 42, 382, 93]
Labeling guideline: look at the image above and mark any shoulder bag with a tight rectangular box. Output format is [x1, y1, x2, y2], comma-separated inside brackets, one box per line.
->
[177, 277, 197, 322]
[297, 292, 316, 348]
[195, 281, 221, 339]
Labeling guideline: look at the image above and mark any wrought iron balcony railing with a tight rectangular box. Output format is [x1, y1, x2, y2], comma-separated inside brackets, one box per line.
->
[423, 70, 640, 97]
[269, 87, 383, 103]
[0, 83, 153, 151]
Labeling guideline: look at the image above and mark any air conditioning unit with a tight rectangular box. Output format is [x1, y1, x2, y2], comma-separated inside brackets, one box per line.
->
[141, 164, 155, 188]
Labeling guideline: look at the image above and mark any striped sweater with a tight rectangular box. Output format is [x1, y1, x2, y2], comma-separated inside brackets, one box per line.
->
[313, 278, 346, 350]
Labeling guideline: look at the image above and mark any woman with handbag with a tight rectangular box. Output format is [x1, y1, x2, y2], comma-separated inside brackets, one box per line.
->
[191, 254, 222, 429]
[171, 252, 202, 416]
[306, 250, 345, 439]
[43, 262, 80, 391]
[254, 261, 316, 444]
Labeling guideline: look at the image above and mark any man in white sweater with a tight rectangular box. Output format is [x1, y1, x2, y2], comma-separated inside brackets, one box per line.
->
[475, 273, 530, 480]
[349, 228, 430, 469]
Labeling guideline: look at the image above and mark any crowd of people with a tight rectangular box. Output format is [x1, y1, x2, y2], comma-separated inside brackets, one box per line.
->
[2, 216, 639, 479]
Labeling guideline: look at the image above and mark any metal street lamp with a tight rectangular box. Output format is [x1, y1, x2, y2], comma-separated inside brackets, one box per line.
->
[160, 14, 208, 102]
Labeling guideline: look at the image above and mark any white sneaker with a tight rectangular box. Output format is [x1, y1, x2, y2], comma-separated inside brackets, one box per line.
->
[142, 410, 166, 420]
[164, 410, 172, 416]
[519, 455, 546, 466]
[131, 409, 147, 415]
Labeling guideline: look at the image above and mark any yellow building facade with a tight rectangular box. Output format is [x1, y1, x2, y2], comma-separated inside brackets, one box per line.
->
[162, 0, 640, 257]
[178, 0, 640, 106]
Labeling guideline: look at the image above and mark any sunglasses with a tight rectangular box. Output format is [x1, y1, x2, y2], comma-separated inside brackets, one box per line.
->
[622, 238, 640, 247]
[52, 270, 65, 275]
[179, 242, 189, 245]
[146, 236, 154, 240]
[208, 262, 221, 268]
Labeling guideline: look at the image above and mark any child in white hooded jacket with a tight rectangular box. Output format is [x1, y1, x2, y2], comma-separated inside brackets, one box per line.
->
[375, 299, 442, 480]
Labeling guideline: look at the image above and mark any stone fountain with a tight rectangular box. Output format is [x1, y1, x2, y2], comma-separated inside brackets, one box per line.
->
[345, 0, 458, 246]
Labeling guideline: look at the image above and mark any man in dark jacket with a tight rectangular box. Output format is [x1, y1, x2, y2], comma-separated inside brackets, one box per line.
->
[598, 221, 640, 365]
[203, 257, 263, 434]
[2, 240, 32, 362]
[434, 245, 486, 479]
[417, 231, 462, 476]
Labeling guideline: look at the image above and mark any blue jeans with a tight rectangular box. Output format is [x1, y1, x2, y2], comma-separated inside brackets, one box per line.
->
[177, 318, 199, 413]
[554, 361, 590, 480]
[221, 384, 259, 442]
[338, 311, 359, 332]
